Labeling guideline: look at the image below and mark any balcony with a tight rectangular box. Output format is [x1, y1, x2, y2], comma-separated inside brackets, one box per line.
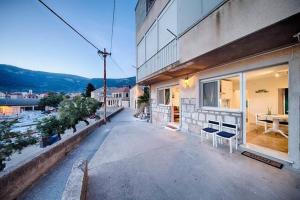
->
[137, 39, 178, 82]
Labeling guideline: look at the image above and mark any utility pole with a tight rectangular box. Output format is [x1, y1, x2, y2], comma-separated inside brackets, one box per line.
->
[98, 48, 111, 122]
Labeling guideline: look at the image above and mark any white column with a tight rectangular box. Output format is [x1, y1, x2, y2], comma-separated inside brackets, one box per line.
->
[288, 46, 300, 169]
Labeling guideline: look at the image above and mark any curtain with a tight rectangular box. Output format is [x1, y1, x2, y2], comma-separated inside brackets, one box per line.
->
[165, 89, 170, 105]
[203, 81, 218, 107]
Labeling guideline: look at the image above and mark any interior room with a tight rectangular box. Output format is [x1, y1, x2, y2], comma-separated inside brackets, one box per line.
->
[171, 86, 180, 123]
[245, 65, 289, 154]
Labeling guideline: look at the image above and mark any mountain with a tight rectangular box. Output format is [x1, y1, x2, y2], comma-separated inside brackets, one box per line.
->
[0, 64, 136, 93]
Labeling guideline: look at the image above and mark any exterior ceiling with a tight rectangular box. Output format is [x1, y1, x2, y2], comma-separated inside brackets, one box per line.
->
[138, 13, 300, 85]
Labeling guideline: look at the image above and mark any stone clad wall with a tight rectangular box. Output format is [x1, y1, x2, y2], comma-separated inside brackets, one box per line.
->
[151, 99, 171, 127]
[181, 98, 243, 139]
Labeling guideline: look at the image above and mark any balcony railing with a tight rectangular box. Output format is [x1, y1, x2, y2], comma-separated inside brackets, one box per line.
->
[137, 39, 178, 82]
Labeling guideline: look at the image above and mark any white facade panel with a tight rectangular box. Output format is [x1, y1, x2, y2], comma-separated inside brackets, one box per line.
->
[158, 0, 177, 49]
[145, 23, 158, 60]
[177, 0, 223, 35]
[137, 38, 146, 67]
[202, 0, 223, 15]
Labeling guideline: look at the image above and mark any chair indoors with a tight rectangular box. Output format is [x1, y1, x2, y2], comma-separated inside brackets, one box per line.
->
[256, 114, 273, 132]
[216, 122, 239, 153]
[201, 120, 220, 147]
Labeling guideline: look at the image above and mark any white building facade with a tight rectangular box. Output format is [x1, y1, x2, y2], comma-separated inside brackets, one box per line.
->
[130, 85, 144, 110]
[92, 87, 131, 108]
[136, 0, 300, 168]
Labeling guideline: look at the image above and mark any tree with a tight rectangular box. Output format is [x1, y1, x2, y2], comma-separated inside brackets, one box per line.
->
[59, 99, 80, 133]
[137, 87, 150, 106]
[37, 116, 66, 140]
[0, 120, 38, 171]
[85, 83, 96, 97]
[58, 96, 100, 132]
[39, 93, 64, 108]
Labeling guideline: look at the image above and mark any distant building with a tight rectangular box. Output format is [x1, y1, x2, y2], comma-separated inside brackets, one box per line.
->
[92, 87, 131, 108]
[91, 87, 115, 101]
[37, 93, 48, 99]
[130, 85, 144, 110]
[0, 92, 5, 99]
[112, 87, 130, 99]
[67, 92, 82, 99]
[0, 98, 40, 116]
[9, 92, 23, 99]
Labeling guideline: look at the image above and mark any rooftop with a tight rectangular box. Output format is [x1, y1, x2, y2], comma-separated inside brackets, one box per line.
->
[0, 98, 40, 106]
[112, 87, 130, 93]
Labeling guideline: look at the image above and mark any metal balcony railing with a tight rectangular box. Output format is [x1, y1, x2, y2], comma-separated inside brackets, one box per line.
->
[137, 39, 178, 82]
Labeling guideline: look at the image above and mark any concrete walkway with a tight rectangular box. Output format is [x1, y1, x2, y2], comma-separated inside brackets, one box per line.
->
[88, 109, 300, 200]
[20, 122, 111, 200]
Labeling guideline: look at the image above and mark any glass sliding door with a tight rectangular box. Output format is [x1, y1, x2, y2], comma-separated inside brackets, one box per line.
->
[244, 65, 289, 155]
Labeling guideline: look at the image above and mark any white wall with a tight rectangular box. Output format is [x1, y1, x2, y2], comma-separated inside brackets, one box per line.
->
[130, 85, 144, 110]
[137, 0, 178, 68]
[137, 38, 146, 67]
[151, 75, 198, 105]
[177, 0, 223, 34]
[158, 0, 177, 49]
[145, 23, 158, 60]
[247, 75, 288, 123]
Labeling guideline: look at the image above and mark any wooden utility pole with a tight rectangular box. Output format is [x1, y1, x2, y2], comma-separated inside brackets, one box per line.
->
[98, 48, 111, 122]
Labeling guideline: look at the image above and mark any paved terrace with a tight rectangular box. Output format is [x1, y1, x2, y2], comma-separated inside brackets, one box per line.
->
[88, 109, 300, 200]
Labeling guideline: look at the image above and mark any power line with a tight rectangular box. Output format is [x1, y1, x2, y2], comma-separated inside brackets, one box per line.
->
[109, 56, 129, 77]
[38, 0, 113, 122]
[110, 0, 116, 53]
[38, 0, 102, 51]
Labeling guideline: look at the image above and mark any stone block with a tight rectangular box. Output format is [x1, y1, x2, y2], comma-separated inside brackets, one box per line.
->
[198, 113, 205, 121]
[184, 99, 190, 104]
[181, 104, 187, 112]
[190, 98, 196, 105]
[192, 113, 198, 120]
[183, 112, 191, 118]
[232, 113, 242, 117]
[206, 114, 216, 121]
[187, 105, 195, 112]
[216, 115, 223, 122]
[197, 121, 203, 127]
[224, 115, 236, 124]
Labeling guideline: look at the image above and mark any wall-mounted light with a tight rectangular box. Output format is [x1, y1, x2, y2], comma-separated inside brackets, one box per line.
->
[275, 73, 280, 78]
[184, 76, 190, 88]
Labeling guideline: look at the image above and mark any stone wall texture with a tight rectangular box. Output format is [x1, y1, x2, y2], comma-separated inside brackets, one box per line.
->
[151, 99, 171, 127]
[0, 108, 123, 200]
[181, 98, 243, 140]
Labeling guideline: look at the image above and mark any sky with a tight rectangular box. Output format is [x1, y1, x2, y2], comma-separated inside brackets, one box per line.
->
[0, 0, 137, 78]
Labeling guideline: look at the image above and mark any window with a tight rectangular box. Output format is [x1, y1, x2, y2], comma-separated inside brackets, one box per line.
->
[200, 75, 241, 110]
[126, 93, 129, 98]
[203, 81, 218, 107]
[158, 88, 170, 105]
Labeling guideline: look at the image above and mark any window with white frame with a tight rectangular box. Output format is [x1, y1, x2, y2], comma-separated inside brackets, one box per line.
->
[157, 88, 170, 105]
[200, 75, 241, 110]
